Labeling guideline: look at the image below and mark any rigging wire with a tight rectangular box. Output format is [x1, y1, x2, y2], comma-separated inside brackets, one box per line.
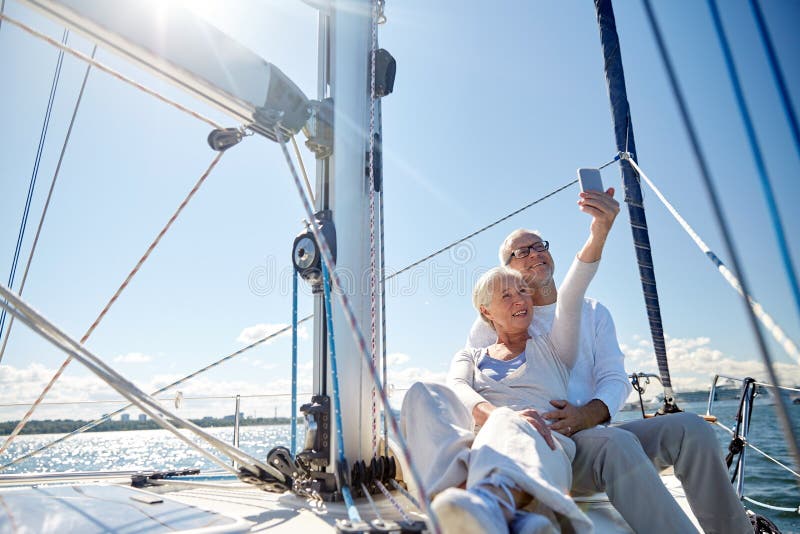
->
[0, 177, 577, 467]
[641, 0, 800, 473]
[747, 0, 800, 162]
[0, 168, 591, 470]
[707, 0, 800, 331]
[387, 179, 577, 280]
[0, 282, 283, 480]
[0, 44, 98, 365]
[0, 152, 225, 456]
[627, 157, 799, 364]
[0, 13, 222, 129]
[274, 125, 441, 534]
[0, 29, 67, 352]
[0, 317, 311, 471]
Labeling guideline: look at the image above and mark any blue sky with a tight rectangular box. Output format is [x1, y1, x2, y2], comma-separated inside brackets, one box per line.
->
[0, 0, 798, 421]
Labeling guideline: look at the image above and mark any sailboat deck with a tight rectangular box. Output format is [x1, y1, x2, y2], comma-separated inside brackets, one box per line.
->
[0, 472, 702, 532]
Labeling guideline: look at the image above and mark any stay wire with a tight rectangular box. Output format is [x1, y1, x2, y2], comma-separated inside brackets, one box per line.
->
[708, 0, 800, 330]
[0, 29, 67, 349]
[627, 157, 799, 364]
[747, 0, 800, 162]
[641, 0, 800, 475]
[0, 316, 311, 471]
[0, 151, 225, 456]
[0, 13, 222, 129]
[0, 44, 98, 365]
[0, 282, 282, 480]
[387, 179, 577, 281]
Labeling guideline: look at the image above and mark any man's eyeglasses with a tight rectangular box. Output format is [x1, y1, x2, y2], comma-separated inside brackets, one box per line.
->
[508, 241, 550, 263]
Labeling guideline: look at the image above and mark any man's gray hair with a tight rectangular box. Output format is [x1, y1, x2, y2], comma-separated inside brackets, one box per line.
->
[472, 266, 526, 328]
[498, 228, 542, 265]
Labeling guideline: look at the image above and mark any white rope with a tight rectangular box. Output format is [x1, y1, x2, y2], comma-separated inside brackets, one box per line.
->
[743, 496, 800, 514]
[624, 155, 800, 365]
[0, 282, 284, 482]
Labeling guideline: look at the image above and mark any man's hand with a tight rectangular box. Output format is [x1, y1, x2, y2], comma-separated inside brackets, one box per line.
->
[543, 399, 610, 437]
[516, 408, 557, 450]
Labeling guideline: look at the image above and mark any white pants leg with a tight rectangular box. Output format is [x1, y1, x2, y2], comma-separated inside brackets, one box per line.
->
[401, 382, 593, 533]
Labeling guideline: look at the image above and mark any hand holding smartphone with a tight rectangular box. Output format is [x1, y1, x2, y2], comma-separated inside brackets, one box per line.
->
[577, 168, 604, 193]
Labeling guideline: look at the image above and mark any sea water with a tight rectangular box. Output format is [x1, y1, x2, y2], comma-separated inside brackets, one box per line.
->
[1, 401, 798, 531]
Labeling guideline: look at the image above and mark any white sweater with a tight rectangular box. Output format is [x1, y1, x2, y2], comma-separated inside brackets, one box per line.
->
[466, 298, 631, 419]
[448, 258, 598, 416]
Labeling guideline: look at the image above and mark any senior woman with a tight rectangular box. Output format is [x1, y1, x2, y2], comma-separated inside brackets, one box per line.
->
[401, 190, 617, 534]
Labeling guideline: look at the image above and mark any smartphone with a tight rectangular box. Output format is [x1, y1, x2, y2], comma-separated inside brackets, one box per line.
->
[577, 168, 604, 193]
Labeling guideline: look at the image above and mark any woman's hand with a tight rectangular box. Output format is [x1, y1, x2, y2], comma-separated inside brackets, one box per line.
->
[577, 187, 620, 263]
[516, 408, 557, 450]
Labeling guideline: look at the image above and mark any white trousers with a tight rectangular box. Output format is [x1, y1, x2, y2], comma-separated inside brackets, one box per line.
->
[401, 382, 593, 533]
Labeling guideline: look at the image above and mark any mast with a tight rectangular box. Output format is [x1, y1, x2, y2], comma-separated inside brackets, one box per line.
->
[327, 0, 374, 470]
[593, 0, 679, 412]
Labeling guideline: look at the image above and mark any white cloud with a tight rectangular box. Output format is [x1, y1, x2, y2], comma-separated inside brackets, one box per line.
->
[113, 352, 153, 364]
[236, 323, 309, 345]
[387, 352, 410, 367]
[621, 334, 799, 396]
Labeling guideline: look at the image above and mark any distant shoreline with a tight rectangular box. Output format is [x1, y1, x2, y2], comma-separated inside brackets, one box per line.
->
[0, 416, 292, 436]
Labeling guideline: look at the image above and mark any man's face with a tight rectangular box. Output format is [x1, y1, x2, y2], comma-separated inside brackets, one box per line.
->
[507, 233, 554, 288]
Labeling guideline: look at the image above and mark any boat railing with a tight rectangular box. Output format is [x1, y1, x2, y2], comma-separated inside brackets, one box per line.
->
[0, 392, 311, 471]
[704, 375, 800, 514]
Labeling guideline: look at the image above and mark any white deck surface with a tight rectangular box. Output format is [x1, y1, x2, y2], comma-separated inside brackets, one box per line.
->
[0, 472, 702, 532]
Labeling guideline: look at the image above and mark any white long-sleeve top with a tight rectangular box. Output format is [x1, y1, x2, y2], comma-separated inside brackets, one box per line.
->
[448, 257, 598, 417]
[465, 288, 631, 419]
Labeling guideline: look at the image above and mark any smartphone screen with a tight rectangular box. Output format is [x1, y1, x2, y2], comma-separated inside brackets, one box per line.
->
[577, 168, 604, 192]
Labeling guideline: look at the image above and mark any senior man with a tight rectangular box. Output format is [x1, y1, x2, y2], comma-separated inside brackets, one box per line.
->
[466, 188, 751, 533]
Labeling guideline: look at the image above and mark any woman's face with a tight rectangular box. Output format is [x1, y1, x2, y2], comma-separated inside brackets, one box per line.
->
[481, 274, 533, 334]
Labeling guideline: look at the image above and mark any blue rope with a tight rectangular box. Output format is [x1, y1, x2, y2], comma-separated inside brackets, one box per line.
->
[321, 263, 362, 523]
[641, 0, 800, 470]
[290, 269, 298, 455]
[747, 0, 800, 161]
[707, 0, 800, 330]
[0, 30, 67, 344]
